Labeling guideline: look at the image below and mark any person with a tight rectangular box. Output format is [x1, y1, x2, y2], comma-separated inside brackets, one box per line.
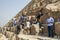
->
[46, 13, 54, 37]
[16, 20, 21, 34]
[26, 17, 30, 29]
[36, 12, 43, 28]
[36, 12, 44, 35]
[12, 18, 17, 27]
[26, 17, 31, 34]
[19, 13, 27, 29]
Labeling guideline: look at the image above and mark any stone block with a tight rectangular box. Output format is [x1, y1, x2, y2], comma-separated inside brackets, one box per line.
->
[30, 24, 39, 35]
[55, 22, 60, 36]
[0, 33, 8, 40]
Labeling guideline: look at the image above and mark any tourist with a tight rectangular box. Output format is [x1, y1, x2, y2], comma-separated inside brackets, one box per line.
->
[36, 12, 43, 28]
[36, 12, 44, 34]
[26, 17, 30, 29]
[12, 17, 17, 27]
[19, 13, 27, 29]
[26, 17, 31, 34]
[46, 13, 54, 37]
[16, 20, 21, 34]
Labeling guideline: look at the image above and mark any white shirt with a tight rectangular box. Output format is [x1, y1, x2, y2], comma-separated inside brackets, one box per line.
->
[13, 20, 16, 24]
[46, 17, 54, 26]
[26, 21, 30, 28]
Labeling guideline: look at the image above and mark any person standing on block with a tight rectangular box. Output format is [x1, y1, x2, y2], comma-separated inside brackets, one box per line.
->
[46, 13, 54, 37]
[12, 17, 17, 27]
[19, 13, 27, 29]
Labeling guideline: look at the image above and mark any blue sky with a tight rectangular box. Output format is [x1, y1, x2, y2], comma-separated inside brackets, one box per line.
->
[0, 0, 31, 27]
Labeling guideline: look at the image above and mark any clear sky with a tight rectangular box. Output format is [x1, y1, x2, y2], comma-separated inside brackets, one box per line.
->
[0, 0, 31, 27]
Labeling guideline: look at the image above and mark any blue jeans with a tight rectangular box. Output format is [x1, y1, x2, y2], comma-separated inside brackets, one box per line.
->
[48, 25, 54, 37]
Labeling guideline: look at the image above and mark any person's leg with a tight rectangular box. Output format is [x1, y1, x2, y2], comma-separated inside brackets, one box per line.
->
[49, 25, 54, 37]
[16, 26, 18, 34]
[48, 26, 51, 37]
[16, 25, 20, 34]
[49, 26, 52, 37]
[51, 25, 54, 37]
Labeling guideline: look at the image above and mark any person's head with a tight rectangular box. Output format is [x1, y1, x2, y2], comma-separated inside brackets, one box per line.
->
[48, 12, 51, 18]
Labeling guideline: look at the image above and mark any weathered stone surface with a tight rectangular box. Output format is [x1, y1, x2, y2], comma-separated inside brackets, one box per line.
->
[18, 34, 58, 40]
[42, 24, 48, 34]
[5, 31, 14, 38]
[46, 2, 60, 12]
[55, 22, 60, 36]
[0, 33, 8, 40]
[30, 24, 40, 35]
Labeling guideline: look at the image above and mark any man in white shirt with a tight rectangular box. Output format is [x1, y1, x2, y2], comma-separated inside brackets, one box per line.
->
[26, 17, 31, 34]
[46, 13, 54, 37]
[19, 13, 27, 29]
[13, 18, 17, 26]
[26, 20, 30, 29]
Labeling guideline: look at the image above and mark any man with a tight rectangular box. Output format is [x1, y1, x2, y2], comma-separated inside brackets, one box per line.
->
[26, 17, 31, 34]
[19, 13, 27, 29]
[36, 12, 44, 35]
[46, 13, 54, 37]
[16, 13, 27, 34]
[36, 12, 43, 28]
[12, 18, 17, 27]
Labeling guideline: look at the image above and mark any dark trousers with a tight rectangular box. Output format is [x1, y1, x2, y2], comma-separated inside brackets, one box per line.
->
[16, 25, 20, 34]
[48, 25, 54, 37]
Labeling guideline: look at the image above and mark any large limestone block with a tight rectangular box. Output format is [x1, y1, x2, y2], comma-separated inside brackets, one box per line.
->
[11, 34, 19, 40]
[40, 14, 48, 24]
[30, 24, 39, 35]
[0, 33, 8, 40]
[10, 27, 16, 32]
[42, 24, 48, 33]
[55, 22, 60, 36]
[18, 34, 58, 40]
[2, 27, 7, 35]
[46, 2, 60, 12]
[5, 31, 14, 38]
[46, 4, 58, 11]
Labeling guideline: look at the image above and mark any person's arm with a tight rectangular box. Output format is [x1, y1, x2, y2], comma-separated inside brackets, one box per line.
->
[50, 18, 54, 23]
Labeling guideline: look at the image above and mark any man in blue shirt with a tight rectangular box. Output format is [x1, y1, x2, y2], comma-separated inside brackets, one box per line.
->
[46, 13, 54, 37]
[19, 13, 27, 29]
